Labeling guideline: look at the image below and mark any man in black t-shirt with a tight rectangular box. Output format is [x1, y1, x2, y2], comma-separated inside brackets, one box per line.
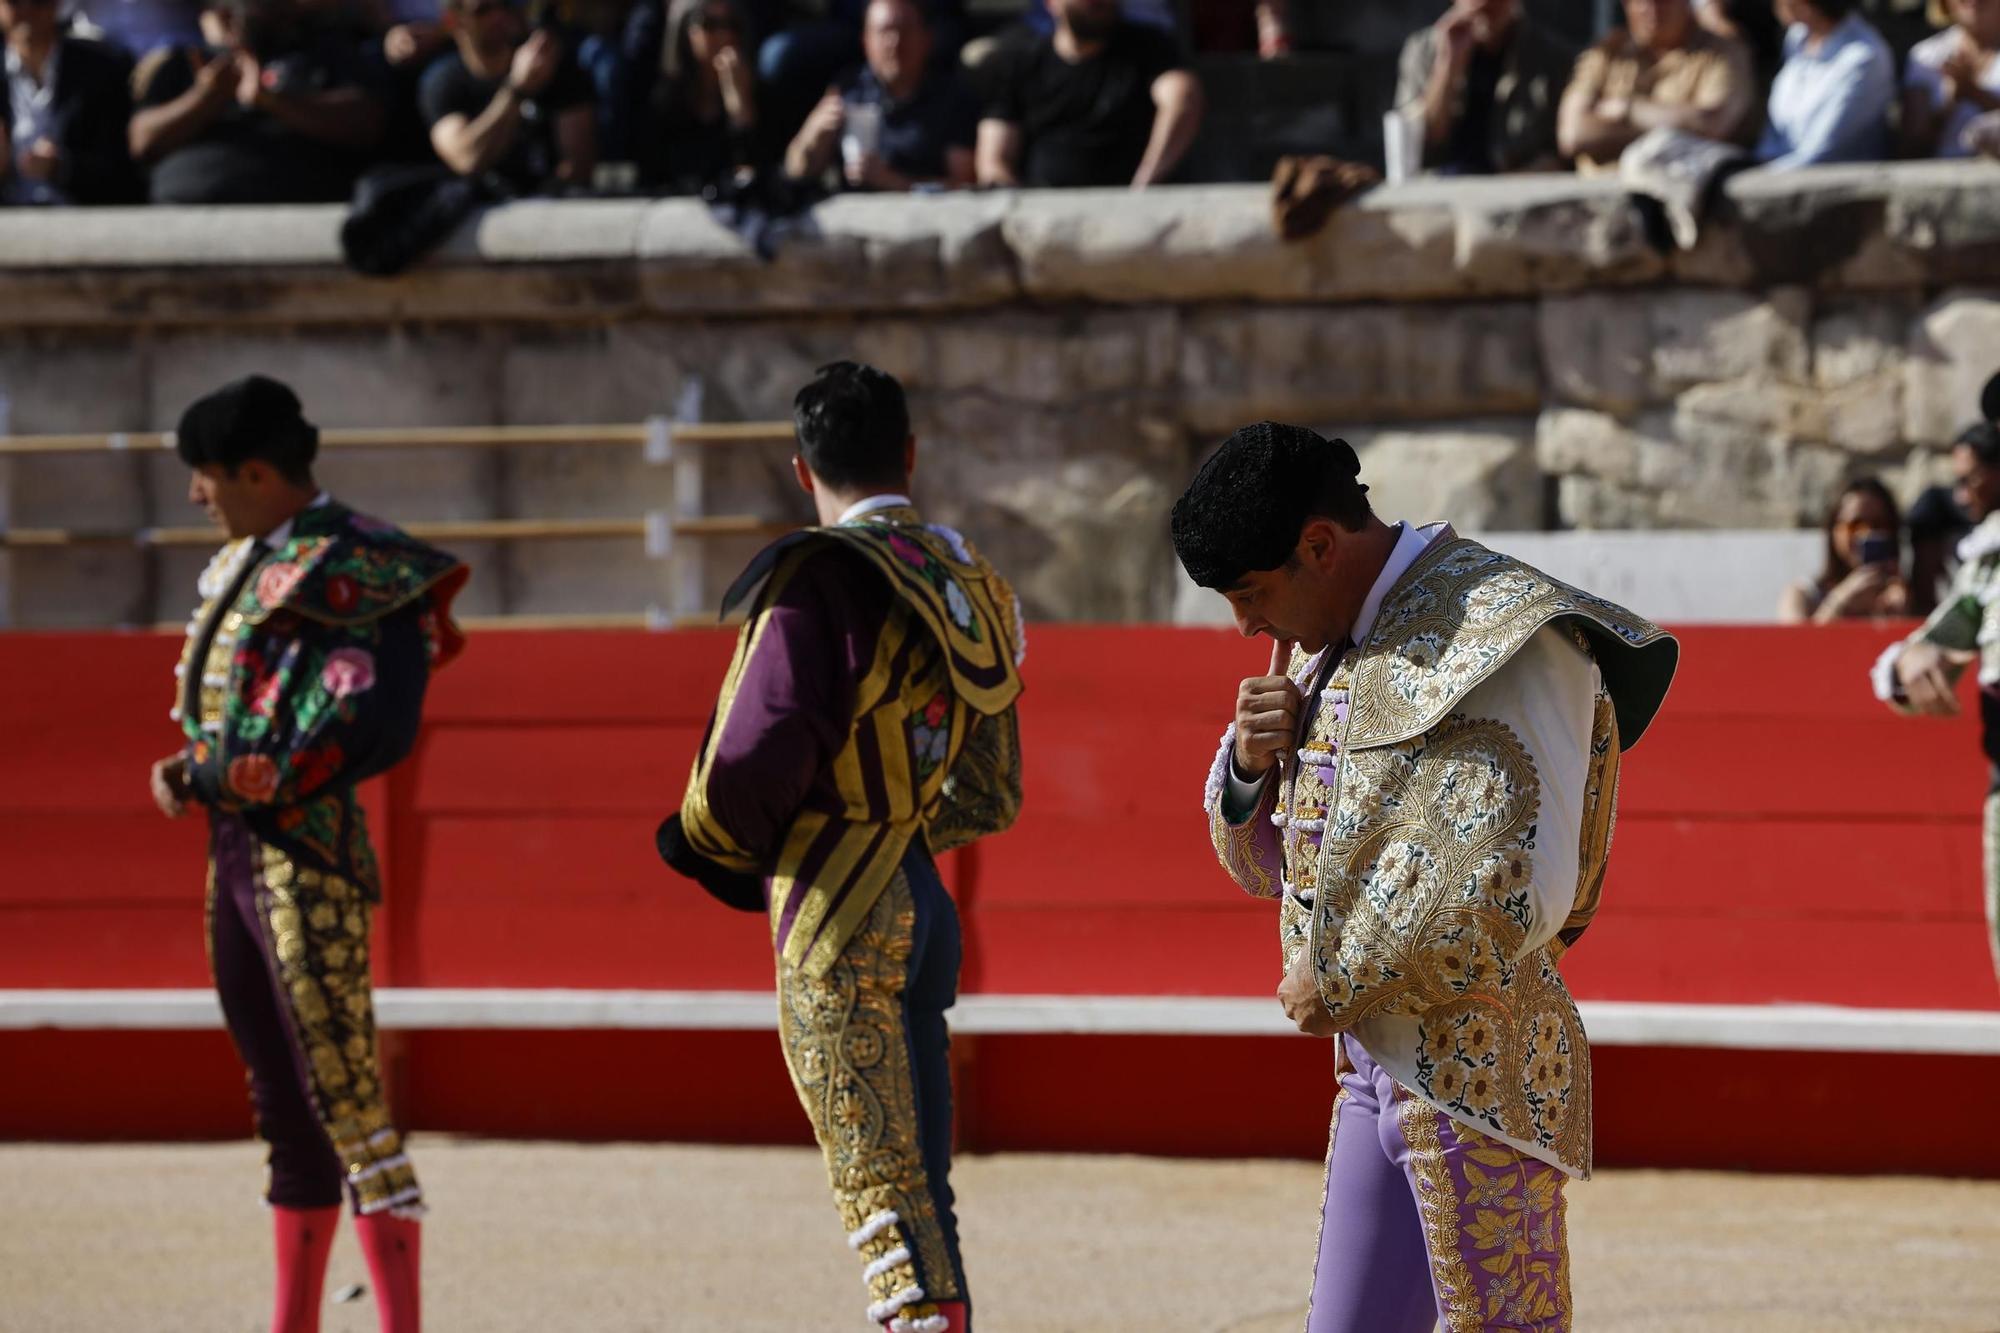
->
[129, 0, 387, 203]
[420, 0, 595, 195]
[975, 0, 1201, 189]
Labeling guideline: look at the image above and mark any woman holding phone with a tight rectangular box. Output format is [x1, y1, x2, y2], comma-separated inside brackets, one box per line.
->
[1780, 477, 1916, 622]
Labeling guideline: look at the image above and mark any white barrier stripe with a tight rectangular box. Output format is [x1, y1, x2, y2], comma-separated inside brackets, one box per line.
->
[3, 990, 1999, 1054]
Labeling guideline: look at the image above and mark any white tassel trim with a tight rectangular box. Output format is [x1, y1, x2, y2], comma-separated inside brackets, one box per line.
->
[862, 1247, 912, 1282]
[865, 1286, 925, 1322]
[354, 1185, 424, 1216]
[1202, 724, 1236, 813]
[347, 1153, 412, 1184]
[889, 1315, 949, 1333]
[848, 1209, 901, 1249]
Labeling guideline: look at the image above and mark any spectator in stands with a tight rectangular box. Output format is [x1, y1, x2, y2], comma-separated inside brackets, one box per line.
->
[1779, 477, 1910, 622]
[65, 0, 201, 56]
[1902, 0, 2000, 157]
[1558, 0, 1757, 173]
[1, 0, 140, 203]
[1695, 0, 1785, 88]
[422, 0, 596, 193]
[974, 0, 1202, 189]
[1391, 0, 1577, 176]
[782, 0, 973, 190]
[1755, 0, 1893, 168]
[626, 0, 765, 194]
[129, 0, 387, 202]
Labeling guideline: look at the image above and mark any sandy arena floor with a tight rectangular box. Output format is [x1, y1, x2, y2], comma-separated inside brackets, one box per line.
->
[4, 1140, 1999, 1332]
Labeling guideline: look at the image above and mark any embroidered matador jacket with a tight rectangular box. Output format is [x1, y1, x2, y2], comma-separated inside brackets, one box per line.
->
[173, 502, 469, 896]
[677, 504, 1026, 977]
[1204, 528, 1677, 1178]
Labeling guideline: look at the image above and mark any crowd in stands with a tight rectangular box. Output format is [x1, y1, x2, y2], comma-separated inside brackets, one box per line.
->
[2, 0, 1996, 208]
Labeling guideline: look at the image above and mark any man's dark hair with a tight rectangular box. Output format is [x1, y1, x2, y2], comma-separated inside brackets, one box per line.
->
[1981, 369, 2000, 428]
[1808, 0, 1856, 18]
[1170, 420, 1372, 590]
[792, 360, 911, 491]
[1957, 420, 2000, 468]
[174, 374, 320, 486]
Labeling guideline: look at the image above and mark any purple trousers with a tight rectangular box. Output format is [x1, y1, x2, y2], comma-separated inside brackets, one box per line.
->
[208, 813, 421, 1216]
[1307, 1035, 1572, 1333]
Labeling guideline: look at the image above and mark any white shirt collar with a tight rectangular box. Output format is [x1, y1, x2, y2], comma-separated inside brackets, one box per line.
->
[262, 491, 333, 550]
[1350, 521, 1444, 649]
[837, 493, 913, 525]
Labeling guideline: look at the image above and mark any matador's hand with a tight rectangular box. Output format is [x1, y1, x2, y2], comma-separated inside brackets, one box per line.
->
[1279, 946, 1338, 1037]
[150, 754, 191, 819]
[1234, 637, 1301, 778]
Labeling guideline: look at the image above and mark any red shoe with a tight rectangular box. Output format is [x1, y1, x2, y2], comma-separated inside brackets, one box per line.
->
[352, 1211, 422, 1333]
[885, 1301, 969, 1332]
[270, 1205, 340, 1333]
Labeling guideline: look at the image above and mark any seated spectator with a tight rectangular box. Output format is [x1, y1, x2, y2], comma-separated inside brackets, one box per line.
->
[1754, 0, 1893, 168]
[1391, 0, 1578, 176]
[782, 0, 973, 190]
[1902, 0, 2000, 158]
[1695, 0, 1785, 88]
[65, 0, 202, 56]
[2, 0, 140, 203]
[1559, 0, 1756, 174]
[628, 0, 761, 193]
[1779, 477, 1910, 623]
[421, 0, 596, 193]
[974, 0, 1202, 189]
[129, 0, 387, 202]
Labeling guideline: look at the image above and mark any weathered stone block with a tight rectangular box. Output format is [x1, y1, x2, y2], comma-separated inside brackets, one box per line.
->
[1344, 418, 1544, 529]
[1539, 289, 1809, 414]
[1179, 303, 1541, 434]
[1904, 289, 2000, 446]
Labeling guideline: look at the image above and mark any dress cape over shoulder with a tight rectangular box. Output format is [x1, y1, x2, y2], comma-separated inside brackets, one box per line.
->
[240, 504, 471, 670]
[722, 521, 1024, 718]
[1344, 533, 1679, 752]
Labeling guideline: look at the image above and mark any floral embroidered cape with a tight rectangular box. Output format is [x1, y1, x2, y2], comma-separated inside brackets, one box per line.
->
[176, 503, 469, 898]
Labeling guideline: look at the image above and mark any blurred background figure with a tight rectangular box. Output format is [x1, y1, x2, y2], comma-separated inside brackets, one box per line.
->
[1391, 0, 1578, 176]
[1902, 0, 2000, 158]
[1559, 0, 1757, 175]
[1779, 476, 1913, 623]
[626, 0, 764, 194]
[1, 0, 140, 204]
[782, 0, 976, 191]
[420, 0, 597, 194]
[1755, 0, 1894, 168]
[974, 0, 1202, 188]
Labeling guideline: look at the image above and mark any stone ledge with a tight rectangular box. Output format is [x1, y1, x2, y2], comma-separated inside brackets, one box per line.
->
[3, 162, 1997, 326]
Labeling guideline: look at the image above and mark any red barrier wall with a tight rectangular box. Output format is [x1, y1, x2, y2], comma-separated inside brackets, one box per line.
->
[6, 625, 1999, 1171]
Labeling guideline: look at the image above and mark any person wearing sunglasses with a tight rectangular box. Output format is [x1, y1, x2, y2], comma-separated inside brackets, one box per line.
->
[0, 0, 141, 203]
[420, 0, 597, 194]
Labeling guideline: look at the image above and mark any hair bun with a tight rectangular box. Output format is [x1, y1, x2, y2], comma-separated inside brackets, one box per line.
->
[1327, 436, 1361, 479]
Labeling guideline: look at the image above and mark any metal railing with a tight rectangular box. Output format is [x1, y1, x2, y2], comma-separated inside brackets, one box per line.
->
[0, 385, 802, 630]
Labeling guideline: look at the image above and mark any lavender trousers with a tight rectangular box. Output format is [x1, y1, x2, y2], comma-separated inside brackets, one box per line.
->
[1306, 1035, 1573, 1333]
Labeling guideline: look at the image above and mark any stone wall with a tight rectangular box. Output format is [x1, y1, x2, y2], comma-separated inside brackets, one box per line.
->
[3, 163, 1998, 627]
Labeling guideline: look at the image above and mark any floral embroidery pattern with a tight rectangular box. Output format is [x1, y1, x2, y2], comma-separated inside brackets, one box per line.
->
[1401, 1100, 1570, 1333]
[777, 871, 961, 1322]
[884, 532, 982, 642]
[175, 502, 466, 903]
[1307, 713, 1593, 1174]
[1345, 538, 1672, 751]
[909, 691, 952, 778]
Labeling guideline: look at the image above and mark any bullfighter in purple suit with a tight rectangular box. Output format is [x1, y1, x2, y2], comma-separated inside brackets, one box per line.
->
[656, 362, 1024, 1333]
[1174, 422, 1677, 1332]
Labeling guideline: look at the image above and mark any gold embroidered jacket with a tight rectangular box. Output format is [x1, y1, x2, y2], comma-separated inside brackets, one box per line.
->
[680, 507, 1025, 977]
[1203, 534, 1677, 1176]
